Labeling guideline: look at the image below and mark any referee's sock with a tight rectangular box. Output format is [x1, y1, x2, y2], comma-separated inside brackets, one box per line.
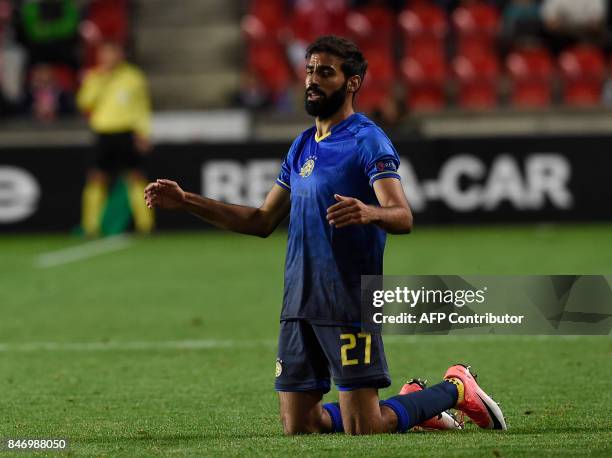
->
[81, 180, 107, 237]
[127, 177, 154, 234]
[381, 381, 458, 433]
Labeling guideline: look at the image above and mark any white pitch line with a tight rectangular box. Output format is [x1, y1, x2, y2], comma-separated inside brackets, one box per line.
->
[35, 235, 133, 268]
[0, 339, 277, 353]
[0, 335, 593, 353]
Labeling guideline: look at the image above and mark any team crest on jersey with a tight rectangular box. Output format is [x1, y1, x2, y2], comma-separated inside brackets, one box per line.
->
[275, 358, 283, 377]
[299, 155, 317, 178]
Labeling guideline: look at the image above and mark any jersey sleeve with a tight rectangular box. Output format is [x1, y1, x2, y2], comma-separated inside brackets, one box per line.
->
[357, 128, 401, 186]
[276, 133, 303, 191]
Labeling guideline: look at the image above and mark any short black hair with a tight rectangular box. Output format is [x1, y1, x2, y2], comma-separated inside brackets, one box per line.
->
[305, 36, 368, 81]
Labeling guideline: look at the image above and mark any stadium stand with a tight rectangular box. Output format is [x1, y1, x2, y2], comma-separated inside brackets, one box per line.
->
[237, 0, 612, 116]
[2, 0, 612, 121]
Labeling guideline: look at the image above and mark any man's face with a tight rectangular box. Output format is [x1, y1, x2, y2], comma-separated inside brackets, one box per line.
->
[304, 53, 349, 119]
[97, 43, 124, 70]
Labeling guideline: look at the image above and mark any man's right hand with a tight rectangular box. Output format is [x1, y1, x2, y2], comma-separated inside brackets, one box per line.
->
[144, 179, 186, 210]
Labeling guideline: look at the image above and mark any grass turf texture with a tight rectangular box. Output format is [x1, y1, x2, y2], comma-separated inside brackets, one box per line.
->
[0, 224, 611, 457]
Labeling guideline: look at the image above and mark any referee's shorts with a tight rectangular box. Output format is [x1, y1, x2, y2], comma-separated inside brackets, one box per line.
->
[93, 131, 142, 174]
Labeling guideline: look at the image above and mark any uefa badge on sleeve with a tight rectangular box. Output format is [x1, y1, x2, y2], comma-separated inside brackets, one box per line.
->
[376, 160, 397, 172]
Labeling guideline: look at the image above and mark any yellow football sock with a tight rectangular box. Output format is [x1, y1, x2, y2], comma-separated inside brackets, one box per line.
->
[127, 178, 154, 234]
[81, 180, 107, 237]
[445, 377, 465, 405]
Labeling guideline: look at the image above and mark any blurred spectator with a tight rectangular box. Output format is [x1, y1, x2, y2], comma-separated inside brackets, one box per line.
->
[502, 0, 541, 45]
[541, 0, 607, 52]
[1, 0, 27, 108]
[0, 0, 11, 115]
[0, 0, 10, 39]
[77, 41, 153, 237]
[21, 63, 74, 121]
[233, 69, 273, 110]
[601, 76, 612, 109]
[14, 0, 81, 70]
[369, 92, 405, 126]
[601, 73, 612, 107]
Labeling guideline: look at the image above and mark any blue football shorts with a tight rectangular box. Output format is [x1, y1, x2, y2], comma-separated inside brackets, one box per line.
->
[274, 319, 391, 393]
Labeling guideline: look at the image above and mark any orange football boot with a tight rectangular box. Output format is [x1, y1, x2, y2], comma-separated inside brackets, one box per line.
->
[444, 364, 507, 430]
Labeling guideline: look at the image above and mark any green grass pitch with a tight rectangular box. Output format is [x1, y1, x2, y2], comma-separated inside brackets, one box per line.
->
[1, 224, 611, 456]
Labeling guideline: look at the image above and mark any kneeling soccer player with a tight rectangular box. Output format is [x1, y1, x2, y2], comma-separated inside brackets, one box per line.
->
[144, 35, 506, 435]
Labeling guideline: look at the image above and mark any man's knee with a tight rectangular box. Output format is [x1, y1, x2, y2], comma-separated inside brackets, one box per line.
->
[278, 391, 326, 435]
[338, 388, 386, 435]
[280, 411, 321, 435]
[342, 415, 381, 435]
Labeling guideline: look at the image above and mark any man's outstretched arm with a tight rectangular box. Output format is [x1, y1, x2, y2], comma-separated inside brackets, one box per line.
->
[144, 179, 290, 238]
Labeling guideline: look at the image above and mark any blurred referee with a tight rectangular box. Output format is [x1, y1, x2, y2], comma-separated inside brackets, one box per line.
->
[77, 40, 154, 236]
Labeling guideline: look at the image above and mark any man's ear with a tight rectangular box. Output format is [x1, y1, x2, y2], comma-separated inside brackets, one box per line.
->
[347, 75, 362, 93]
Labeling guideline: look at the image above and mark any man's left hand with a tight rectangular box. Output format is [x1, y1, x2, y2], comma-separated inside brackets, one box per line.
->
[326, 194, 378, 229]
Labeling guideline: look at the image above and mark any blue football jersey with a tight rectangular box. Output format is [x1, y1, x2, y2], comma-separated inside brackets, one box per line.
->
[276, 113, 401, 325]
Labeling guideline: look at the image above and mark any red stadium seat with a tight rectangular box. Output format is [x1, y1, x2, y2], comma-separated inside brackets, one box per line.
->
[559, 45, 605, 107]
[241, 0, 287, 42]
[291, 0, 347, 43]
[346, 4, 395, 49]
[247, 43, 292, 98]
[401, 49, 446, 85]
[405, 33, 446, 57]
[559, 45, 605, 80]
[364, 48, 396, 85]
[453, 50, 499, 82]
[456, 34, 496, 57]
[457, 81, 497, 109]
[406, 84, 446, 112]
[453, 49, 499, 109]
[356, 83, 392, 112]
[356, 47, 396, 113]
[452, 1, 500, 55]
[563, 81, 602, 106]
[507, 46, 554, 80]
[511, 82, 551, 107]
[452, 1, 500, 37]
[85, 0, 128, 43]
[82, 0, 129, 68]
[506, 46, 554, 108]
[402, 44, 447, 112]
[399, 1, 448, 55]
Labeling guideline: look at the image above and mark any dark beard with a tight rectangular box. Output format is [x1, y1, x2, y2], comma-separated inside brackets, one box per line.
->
[304, 82, 348, 119]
